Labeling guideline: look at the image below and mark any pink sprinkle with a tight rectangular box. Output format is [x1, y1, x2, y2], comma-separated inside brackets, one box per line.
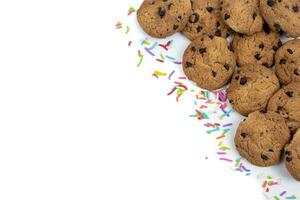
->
[219, 158, 233, 162]
[217, 152, 226, 155]
[178, 76, 186, 79]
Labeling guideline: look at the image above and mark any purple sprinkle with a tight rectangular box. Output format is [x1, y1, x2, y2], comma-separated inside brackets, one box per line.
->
[280, 191, 287, 196]
[241, 166, 251, 172]
[168, 70, 175, 80]
[173, 61, 182, 64]
[152, 74, 159, 78]
[218, 91, 227, 102]
[144, 47, 155, 56]
[222, 123, 233, 127]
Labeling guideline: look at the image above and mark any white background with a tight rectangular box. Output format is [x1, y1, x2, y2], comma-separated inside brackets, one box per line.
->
[0, 0, 266, 199]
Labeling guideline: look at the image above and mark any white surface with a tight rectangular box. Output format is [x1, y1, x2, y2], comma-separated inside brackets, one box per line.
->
[0, 0, 278, 199]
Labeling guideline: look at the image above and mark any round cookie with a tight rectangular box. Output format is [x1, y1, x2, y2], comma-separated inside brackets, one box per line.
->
[232, 28, 281, 68]
[235, 111, 291, 167]
[182, 36, 236, 90]
[267, 82, 300, 133]
[227, 65, 280, 116]
[285, 129, 300, 181]
[275, 39, 300, 85]
[137, 0, 192, 38]
[182, 0, 231, 40]
[221, 0, 263, 35]
[259, 0, 300, 38]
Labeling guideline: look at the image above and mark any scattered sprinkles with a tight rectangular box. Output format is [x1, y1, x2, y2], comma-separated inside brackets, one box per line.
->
[116, 4, 298, 199]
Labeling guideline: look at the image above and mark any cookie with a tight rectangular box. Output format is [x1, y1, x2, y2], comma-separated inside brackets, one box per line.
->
[235, 111, 291, 167]
[232, 28, 281, 68]
[137, 0, 192, 38]
[275, 39, 300, 85]
[182, 36, 236, 90]
[182, 0, 231, 41]
[259, 0, 300, 38]
[267, 82, 300, 133]
[221, 0, 263, 35]
[227, 65, 280, 116]
[285, 129, 300, 181]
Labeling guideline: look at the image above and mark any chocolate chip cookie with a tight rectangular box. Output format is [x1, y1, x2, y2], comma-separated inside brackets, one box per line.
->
[227, 65, 280, 116]
[221, 0, 263, 35]
[182, 0, 231, 41]
[137, 0, 192, 38]
[235, 111, 291, 167]
[260, 0, 300, 38]
[182, 36, 236, 90]
[232, 28, 281, 68]
[275, 39, 300, 85]
[267, 82, 300, 133]
[284, 129, 300, 181]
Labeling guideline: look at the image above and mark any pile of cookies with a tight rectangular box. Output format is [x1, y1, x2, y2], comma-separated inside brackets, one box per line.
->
[137, 0, 300, 181]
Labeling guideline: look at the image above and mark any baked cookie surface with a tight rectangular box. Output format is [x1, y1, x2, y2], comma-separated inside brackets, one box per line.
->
[260, 0, 300, 38]
[267, 82, 300, 133]
[227, 65, 279, 116]
[235, 111, 290, 167]
[182, 0, 230, 40]
[275, 39, 300, 85]
[285, 129, 300, 181]
[221, 0, 263, 35]
[182, 36, 236, 90]
[137, 0, 192, 38]
[232, 29, 281, 68]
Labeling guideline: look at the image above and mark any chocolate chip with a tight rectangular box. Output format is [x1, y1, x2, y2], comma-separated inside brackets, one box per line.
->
[286, 91, 293, 97]
[240, 77, 247, 85]
[259, 43, 264, 49]
[267, 0, 275, 7]
[277, 106, 283, 111]
[287, 48, 293, 54]
[223, 64, 230, 71]
[262, 63, 269, 68]
[273, 45, 278, 51]
[293, 5, 299, 12]
[285, 151, 291, 156]
[261, 154, 269, 160]
[252, 12, 257, 20]
[278, 40, 282, 47]
[255, 53, 262, 60]
[286, 156, 292, 162]
[274, 23, 283, 33]
[269, 149, 274, 152]
[215, 30, 221, 36]
[206, 7, 214, 13]
[177, 16, 182, 20]
[263, 22, 271, 34]
[212, 71, 217, 77]
[241, 132, 247, 138]
[186, 62, 193, 68]
[224, 13, 230, 20]
[199, 48, 207, 54]
[196, 25, 202, 33]
[158, 7, 166, 18]
[189, 13, 199, 23]
[280, 58, 286, 64]
[294, 68, 300, 76]
[216, 21, 220, 27]
[173, 24, 178, 30]
[191, 46, 196, 52]
[235, 76, 239, 80]
[229, 99, 234, 104]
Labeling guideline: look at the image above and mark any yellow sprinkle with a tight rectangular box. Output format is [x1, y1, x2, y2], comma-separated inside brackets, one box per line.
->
[218, 141, 223, 147]
[154, 71, 167, 76]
